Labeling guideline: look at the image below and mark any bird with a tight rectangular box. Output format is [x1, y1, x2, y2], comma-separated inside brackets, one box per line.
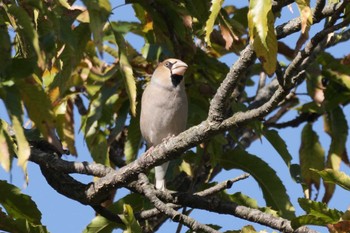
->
[140, 58, 188, 190]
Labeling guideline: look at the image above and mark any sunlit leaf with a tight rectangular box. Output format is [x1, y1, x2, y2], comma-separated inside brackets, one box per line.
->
[291, 198, 343, 229]
[205, 0, 224, 47]
[58, 0, 72, 9]
[229, 192, 259, 209]
[86, 128, 109, 166]
[241, 225, 258, 233]
[120, 204, 142, 233]
[16, 78, 60, 152]
[295, 0, 312, 51]
[82, 0, 111, 54]
[323, 106, 348, 203]
[299, 123, 325, 198]
[0, 120, 15, 172]
[0, 209, 49, 233]
[220, 148, 295, 219]
[2, 86, 31, 172]
[84, 193, 146, 233]
[312, 169, 350, 191]
[83, 81, 120, 136]
[248, 0, 277, 75]
[111, 28, 137, 117]
[83, 215, 118, 233]
[55, 98, 77, 155]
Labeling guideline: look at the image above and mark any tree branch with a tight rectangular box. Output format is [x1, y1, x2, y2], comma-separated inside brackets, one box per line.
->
[138, 173, 220, 233]
[153, 191, 318, 233]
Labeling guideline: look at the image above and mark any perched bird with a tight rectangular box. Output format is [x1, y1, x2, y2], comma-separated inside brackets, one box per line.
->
[140, 58, 188, 190]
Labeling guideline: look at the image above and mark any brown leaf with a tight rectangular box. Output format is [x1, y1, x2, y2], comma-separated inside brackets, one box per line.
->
[328, 221, 350, 233]
[219, 23, 233, 50]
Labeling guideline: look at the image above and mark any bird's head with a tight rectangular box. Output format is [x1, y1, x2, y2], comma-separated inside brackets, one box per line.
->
[151, 58, 188, 88]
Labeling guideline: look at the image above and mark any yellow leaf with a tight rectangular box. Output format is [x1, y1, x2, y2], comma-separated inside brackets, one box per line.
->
[0, 121, 12, 172]
[248, 0, 277, 75]
[112, 28, 137, 117]
[12, 117, 31, 172]
[55, 98, 77, 156]
[295, 0, 313, 50]
[205, 0, 224, 47]
[179, 160, 193, 177]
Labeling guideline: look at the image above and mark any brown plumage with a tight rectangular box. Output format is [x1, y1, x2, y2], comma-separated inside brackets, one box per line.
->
[140, 58, 188, 190]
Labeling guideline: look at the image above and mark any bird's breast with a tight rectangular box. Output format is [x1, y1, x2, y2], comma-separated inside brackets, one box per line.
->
[140, 84, 188, 146]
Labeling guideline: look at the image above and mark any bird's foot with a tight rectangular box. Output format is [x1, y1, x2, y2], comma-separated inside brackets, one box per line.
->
[162, 134, 175, 143]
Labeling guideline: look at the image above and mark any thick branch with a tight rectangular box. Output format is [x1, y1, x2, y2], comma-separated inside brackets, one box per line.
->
[155, 192, 317, 233]
[138, 173, 220, 233]
[129, 178, 318, 233]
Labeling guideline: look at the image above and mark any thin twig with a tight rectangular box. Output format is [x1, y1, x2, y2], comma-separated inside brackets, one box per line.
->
[196, 173, 250, 197]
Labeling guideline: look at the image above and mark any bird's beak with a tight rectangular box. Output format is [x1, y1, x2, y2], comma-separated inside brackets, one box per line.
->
[171, 61, 188, 76]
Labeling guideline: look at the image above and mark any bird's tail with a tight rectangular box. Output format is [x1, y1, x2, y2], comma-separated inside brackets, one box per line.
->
[155, 162, 170, 190]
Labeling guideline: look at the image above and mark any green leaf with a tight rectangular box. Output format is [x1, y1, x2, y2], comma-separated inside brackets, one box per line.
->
[299, 123, 325, 196]
[325, 70, 350, 91]
[0, 209, 49, 233]
[248, 0, 277, 75]
[323, 106, 348, 203]
[82, 0, 111, 54]
[124, 114, 142, 164]
[228, 192, 259, 209]
[312, 169, 350, 191]
[111, 28, 137, 117]
[83, 215, 118, 233]
[263, 129, 292, 167]
[220, 148, 295, 219]
[83, 81, 120, 136]
[0, 120, 15, 172]
[0, 26, 11, 73]
[241, 225, 258, 233]
[8, 5, 44, 68]
[4, 58, 36, 79]
[0, 180, 42, 224]
[84, 193, 147, 233]
[16, 78, 57, 146]
[205, 0, 224, 47]
[296, 101, 324, 114]
[291, 198, 343, 228]
[86, 129, 109, 166]
[2, 86, 31, 172]
[120, 204, 142, 233]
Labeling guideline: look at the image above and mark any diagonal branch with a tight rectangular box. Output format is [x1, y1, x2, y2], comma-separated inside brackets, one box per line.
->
[138, 173, 220, 233]
[153, 191, 318, 233]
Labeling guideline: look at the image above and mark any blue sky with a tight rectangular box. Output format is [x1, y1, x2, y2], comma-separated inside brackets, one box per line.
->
[1, 1, 350, 232]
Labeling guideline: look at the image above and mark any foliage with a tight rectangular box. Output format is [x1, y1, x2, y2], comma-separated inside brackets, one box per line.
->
[0, 0, 350, 232]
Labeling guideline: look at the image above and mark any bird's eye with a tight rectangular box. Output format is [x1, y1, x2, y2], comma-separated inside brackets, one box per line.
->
[321, 77, 329, 87]
[165, 62, 171, 67]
